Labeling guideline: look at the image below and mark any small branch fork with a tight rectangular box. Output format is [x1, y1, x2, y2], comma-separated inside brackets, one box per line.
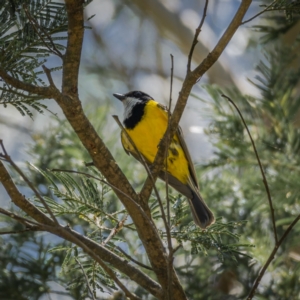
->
[222, 94, 300, 299]
[241, 1, 279, 25]
[102, 215, 128, 246]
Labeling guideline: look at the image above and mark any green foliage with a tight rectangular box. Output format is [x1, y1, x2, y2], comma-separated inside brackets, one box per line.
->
[198, 42, 300, 298]
[1, 1, 300, 299]
[49, 246, 118, 298]
[0, 0, 67, 76]
[0, 0, 67, 117]
[32, 166, 120, 227]
[28, 166, 134, 297]
[267, 0, 300, 22]
[0, 218, 68, 300]
[253, 1, 300, 43]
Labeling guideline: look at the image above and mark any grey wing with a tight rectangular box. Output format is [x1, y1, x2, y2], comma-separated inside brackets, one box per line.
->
[176, 126, 200, 189]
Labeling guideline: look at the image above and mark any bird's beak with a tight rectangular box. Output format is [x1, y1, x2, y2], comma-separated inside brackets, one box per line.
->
[113, 93, 125, 101]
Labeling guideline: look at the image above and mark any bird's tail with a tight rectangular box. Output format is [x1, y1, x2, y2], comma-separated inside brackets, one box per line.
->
[187, 189, 215, 229]
[160, 172, 214, 228]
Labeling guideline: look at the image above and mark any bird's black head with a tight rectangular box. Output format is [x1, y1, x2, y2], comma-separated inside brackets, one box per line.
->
[113, 91, 153, 103]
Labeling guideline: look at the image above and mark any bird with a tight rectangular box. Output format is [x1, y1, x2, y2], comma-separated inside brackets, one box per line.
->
[113, 90, 214, 229]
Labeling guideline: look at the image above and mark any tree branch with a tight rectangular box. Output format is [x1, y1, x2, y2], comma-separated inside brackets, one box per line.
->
[193, 0, 252, 77]
[0, 68, 53, 97]
[112, 115, 182, 296]
[166, 54, 174, 300]
[42, 65, 56, 87]
[63, 0, 84, 96]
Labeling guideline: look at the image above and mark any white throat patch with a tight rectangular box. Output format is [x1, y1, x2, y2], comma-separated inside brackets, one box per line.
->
[122, 97, 143, 120]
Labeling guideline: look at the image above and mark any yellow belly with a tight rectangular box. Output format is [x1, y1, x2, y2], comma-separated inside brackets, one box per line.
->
[121, 100, 190, 184]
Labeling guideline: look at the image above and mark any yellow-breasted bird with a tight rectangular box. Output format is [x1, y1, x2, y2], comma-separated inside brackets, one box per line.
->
[113, 91, 214, 229]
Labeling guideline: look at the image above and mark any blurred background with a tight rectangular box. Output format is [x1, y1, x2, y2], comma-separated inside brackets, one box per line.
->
[1, 0, 300, 299]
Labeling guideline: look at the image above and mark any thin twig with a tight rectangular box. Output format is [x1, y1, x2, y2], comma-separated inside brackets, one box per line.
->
[166, 54, 174, 300]
[0, 228, 31, 235]
[0, 207, 43, 229]
[116, 246, 153, 271]
[102, 215, 128, 246]
[42, 65, 55, 87]
[74, 256, 96, 300]
[173, 244, 183, 254]
[0, 140, 59, 225]
[221, 94, 278, 244]
[241, 1, 277, 25]
[187, 0, 209, 72]
[166, 54, 174, 226]
[247, 213, 300, 299]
